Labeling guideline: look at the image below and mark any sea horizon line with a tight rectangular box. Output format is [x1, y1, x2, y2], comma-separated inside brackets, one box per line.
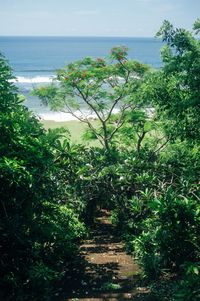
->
[0, 35, 158, 39]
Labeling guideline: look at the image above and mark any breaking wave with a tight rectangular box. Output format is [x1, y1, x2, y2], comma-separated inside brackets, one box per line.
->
[11, 76, 56, 84]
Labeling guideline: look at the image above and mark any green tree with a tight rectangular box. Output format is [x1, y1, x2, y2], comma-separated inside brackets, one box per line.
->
[140, 20, 200, 142]
[111, 20, 200, 300]
[34, 47, 149, 151]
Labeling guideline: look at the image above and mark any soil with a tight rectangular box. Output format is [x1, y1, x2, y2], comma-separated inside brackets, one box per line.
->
[61, 211, 155, 301]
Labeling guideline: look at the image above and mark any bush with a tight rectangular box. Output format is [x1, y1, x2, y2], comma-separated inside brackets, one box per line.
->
[132, 191, 200, 279]
[173, 262, 200, 301]
[0, 53, 85, 301]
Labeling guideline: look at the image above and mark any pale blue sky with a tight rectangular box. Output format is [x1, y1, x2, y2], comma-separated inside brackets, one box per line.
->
[0, 0, 199, 37]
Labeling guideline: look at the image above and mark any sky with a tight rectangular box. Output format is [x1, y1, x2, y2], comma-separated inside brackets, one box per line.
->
[0, 0, 199, 37]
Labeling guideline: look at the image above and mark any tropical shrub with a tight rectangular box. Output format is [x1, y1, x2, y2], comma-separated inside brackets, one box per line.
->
[0, 54, 85, 301]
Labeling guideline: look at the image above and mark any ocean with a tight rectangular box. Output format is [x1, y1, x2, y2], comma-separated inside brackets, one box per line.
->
[0, 37, 163, 121]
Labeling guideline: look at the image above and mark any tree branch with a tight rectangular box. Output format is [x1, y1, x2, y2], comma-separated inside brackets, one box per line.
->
[108, 104, 132, 141]
[75, 85, 105, 123]
[136, 130, 147, 154]
[154, 138, 169, 154]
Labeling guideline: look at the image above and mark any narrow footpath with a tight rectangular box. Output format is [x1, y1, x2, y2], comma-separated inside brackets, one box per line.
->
[63, 211, 152, 301]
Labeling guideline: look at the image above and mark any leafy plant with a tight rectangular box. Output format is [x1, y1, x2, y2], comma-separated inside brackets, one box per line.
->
[34, 47, 149, 151]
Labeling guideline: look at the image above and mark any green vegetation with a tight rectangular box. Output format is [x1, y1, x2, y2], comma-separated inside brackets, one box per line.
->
[42, 119, 100, 146]
[0, 20, 199, 301]
[100, 282, 122, 291]
[42, 119, 88, 142]
[34, 46, 149, 152]
[0, 54, 86, 300]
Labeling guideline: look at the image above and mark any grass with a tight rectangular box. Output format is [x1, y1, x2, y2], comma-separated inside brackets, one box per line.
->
[42, 119, 100, 146]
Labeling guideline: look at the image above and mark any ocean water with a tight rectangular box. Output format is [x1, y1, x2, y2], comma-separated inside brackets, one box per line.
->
[0, 37, 163, 120]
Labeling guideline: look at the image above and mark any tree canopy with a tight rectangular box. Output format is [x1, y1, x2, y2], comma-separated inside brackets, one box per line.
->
[34, 46, 149, 151]
[140, 20, 200, 142]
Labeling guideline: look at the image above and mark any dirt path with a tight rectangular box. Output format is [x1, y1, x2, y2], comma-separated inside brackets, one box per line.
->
[63, 211, 150, 301]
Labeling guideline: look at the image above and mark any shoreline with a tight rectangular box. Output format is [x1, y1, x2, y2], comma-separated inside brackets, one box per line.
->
[38, 108, 120, 122]
[38, 112, 99, 122]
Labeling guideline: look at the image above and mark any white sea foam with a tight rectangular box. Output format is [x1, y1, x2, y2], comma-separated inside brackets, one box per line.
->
[39, 112, 78, 122]
[39, 108, 120, 122]
[11, 74, 140, 85]
[39, 111, 100, 122]
[11, 76, 56, 84]
[39, 109, 90, 121]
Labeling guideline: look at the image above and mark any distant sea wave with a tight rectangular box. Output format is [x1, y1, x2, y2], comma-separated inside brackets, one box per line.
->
[11, 76, 55, 84]
[13, 75, 139, 84]
[39, 112, 78, 122]
[39, 108, 120, 122]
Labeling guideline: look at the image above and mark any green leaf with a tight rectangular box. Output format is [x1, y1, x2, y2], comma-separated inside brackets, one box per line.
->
[144, 121, 152, 132]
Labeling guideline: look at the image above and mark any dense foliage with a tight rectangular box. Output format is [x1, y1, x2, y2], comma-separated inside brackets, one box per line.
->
[140, 20, 200, 142]
[0, 55, 85, 301]
[1, 20, 199, 301]
[111, 21, 200, 300]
